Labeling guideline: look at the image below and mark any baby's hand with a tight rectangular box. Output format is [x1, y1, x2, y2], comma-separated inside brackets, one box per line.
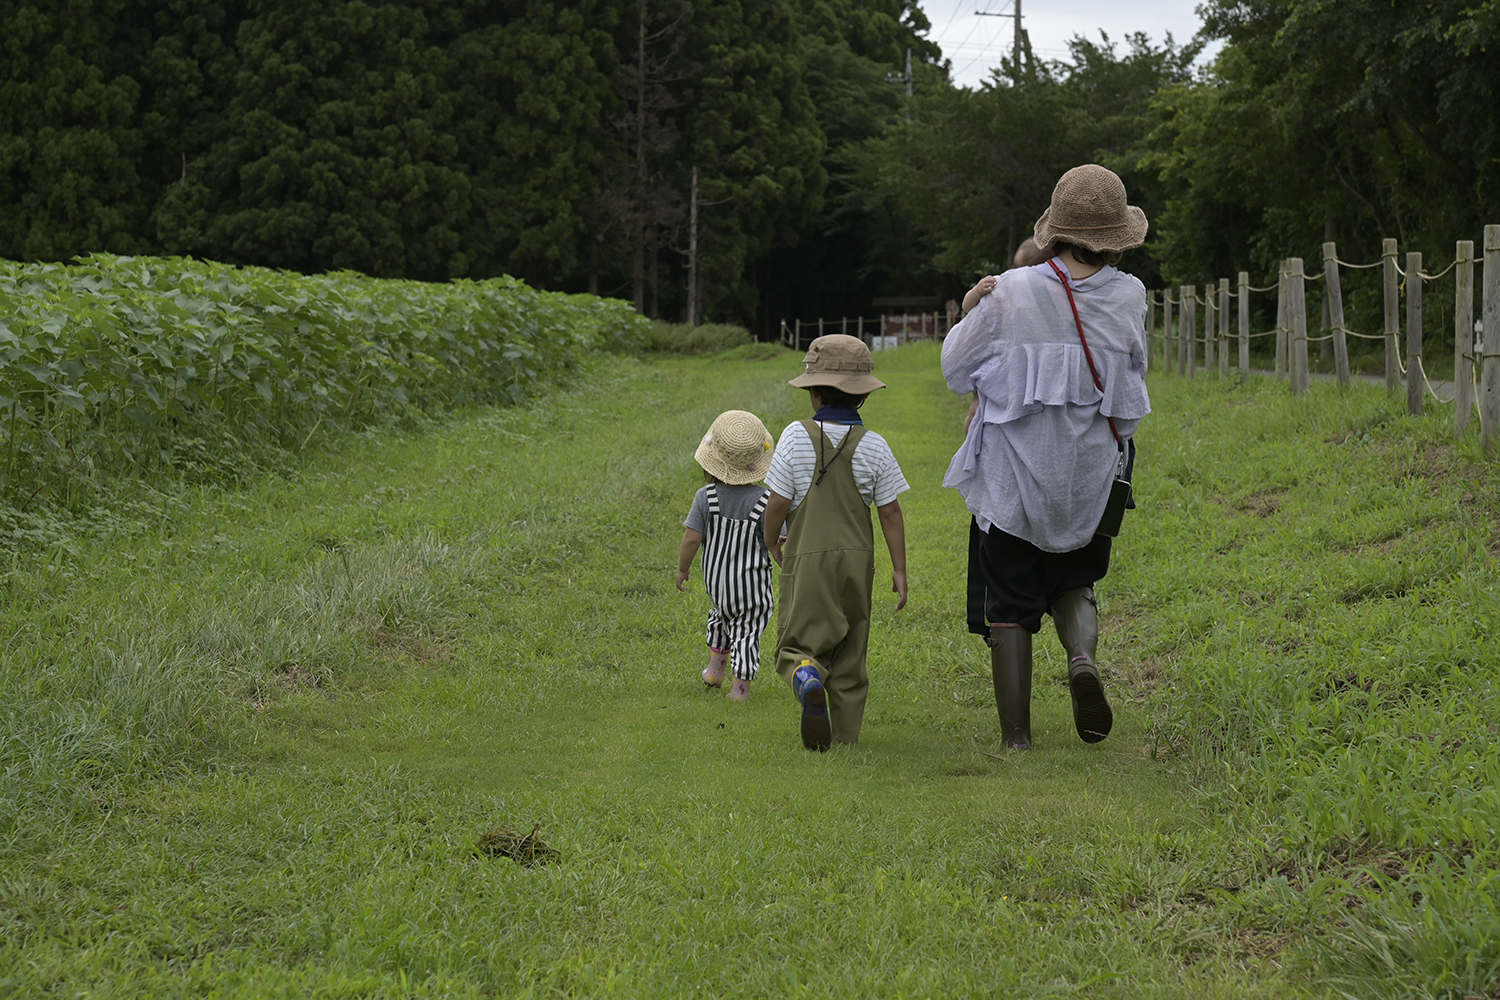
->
[675, 569, 690, 592]
[961, 275, 998, 314]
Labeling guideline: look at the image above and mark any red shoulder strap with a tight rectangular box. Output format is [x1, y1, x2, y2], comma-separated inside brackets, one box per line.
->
[1046, 258, 1121, 448]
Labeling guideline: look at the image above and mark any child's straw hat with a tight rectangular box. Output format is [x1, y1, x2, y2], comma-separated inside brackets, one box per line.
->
[787, 335, 886, 395]
[1031, 164, 1148, 255]
[695, 410, 774, 485]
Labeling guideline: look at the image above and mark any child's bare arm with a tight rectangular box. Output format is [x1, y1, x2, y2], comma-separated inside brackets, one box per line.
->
[961, 275, 997, 314]
[963, 393, 979, 435]
[762, 491, 792, 566]
[676, 529, 704, 591]
[876, 498, 908, 611]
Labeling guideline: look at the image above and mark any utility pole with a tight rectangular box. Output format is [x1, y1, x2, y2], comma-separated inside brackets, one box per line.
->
[632, 0, 647, 313]
[687, 166, 699, 327]
[976, 1, 1028, 80]
[684, 166, 731, 327]
[1015, 0, 1024, 74]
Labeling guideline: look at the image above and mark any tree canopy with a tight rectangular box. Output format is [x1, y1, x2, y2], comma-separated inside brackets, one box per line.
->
[1145, 0, 1500, 284]
[0, 0, 935, 332]
[7, 1, 1500, 336]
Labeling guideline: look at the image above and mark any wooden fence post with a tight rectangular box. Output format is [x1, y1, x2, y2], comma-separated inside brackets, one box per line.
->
[795, 318, 802, 350]
[1289, 258, 1309, 394]
[1407, 251, 1423, 416]
[1218, 278, 1230, 380]
[1181, 285, 1196, 378]
[1203, 287, 1215, 374]
[1456, 241, 1475, 436]
[1482, 226, 1500, 457]
[858, 314, 865, 344]
[1238, 271, 1250, 383]
[1276, 262, 1288, 380]
[1383, 238, 1400, 393]
[1162, 289, 1174, 375]
[1145, 291, 1156, 373]
[1322, 242, 1351, 386]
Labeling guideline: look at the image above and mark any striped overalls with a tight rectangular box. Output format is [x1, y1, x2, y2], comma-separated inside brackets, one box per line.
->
[701, 484, 775, 682]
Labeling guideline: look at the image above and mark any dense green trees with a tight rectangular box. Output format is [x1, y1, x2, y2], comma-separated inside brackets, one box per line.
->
[14, 1, 1494, 336]
[1146, 0, 1500, 283]
[859, 33, 1198, 291]
[854, 0, 1500, 317]
[0, 0, 935, 331]
[0, 2, 148, 259]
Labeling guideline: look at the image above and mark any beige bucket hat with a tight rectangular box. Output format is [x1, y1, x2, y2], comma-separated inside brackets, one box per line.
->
[694, 410, 774, 485]
[787, 334, 886, 395]
[1032, 164, 1148, 255]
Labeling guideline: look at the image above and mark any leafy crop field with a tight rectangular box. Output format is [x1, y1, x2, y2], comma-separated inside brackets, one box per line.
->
[0, 255, 647, 546]
[2, 342, 1498, 998]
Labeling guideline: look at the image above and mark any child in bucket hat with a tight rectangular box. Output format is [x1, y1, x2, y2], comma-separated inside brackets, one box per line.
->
[761, 335, 910, 750]
[676, 410, 777, 701]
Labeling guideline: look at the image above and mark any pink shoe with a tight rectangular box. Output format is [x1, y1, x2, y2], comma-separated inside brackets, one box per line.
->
[727, 678, 750, 702]
[702, 647, 728, 687]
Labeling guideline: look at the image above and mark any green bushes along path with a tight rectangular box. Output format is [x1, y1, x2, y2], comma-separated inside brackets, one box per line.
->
[0, 255, 647, 512]
[3, 344, 1500, 997]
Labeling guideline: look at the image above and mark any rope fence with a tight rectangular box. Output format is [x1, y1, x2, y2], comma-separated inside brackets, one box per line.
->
[776, 312, 952, 353]
[1146, 229, 1500, 457]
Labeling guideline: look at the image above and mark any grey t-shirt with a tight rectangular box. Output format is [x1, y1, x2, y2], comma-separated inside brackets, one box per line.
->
[684, 483, 769, 533]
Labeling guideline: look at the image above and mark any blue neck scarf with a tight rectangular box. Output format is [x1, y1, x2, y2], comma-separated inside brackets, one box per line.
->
[813, 405, 863, 425]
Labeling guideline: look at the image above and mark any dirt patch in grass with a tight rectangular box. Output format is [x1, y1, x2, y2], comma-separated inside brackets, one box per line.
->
[475, 823, 559, 866]
[371, 616, 453, 664]
[249, 660, 334, 709]
[1110, 653, 1171, 694]
[1236, 488, 1289, 518]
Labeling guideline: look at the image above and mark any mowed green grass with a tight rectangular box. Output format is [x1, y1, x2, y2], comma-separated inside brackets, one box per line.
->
[4, 342, 1498, 997]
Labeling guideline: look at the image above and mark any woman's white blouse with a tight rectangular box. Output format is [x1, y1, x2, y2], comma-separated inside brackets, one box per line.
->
[941, 259, 1151, 553]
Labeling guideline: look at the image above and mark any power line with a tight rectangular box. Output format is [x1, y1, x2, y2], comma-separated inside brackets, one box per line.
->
[933, 0, 972, 48]
[952, 16, 1008, 80]
[974, 0, 1026, 77]
[941, 11, 992, 79]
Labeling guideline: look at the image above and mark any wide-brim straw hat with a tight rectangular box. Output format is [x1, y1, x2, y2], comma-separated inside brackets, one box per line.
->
[694, 410, 774, 485]
[1032, 164, 1149, 255]
[787, 334, 886, 395]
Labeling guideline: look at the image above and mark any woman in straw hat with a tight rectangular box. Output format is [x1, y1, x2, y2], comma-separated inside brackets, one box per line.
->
[677, 410, 778, 701]
[940, 164, 1151, 751]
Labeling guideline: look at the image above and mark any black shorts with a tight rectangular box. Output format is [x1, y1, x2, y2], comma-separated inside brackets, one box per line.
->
[966, 519, 1112, 635]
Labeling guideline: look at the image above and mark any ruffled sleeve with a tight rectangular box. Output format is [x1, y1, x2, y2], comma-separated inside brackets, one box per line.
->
[970, 343, 1150, 425]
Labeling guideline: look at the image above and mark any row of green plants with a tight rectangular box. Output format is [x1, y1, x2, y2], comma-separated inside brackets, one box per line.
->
[0, 255, 650, 515]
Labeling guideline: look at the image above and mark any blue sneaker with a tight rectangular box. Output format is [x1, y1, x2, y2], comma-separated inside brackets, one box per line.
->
[792, 661, 831, 752]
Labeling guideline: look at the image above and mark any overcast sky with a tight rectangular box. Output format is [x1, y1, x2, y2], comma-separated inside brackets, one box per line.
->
[922, 0, 1221, 88]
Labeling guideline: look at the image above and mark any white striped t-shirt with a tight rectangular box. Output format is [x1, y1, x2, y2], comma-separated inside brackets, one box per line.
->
[765, 420, 910, 512]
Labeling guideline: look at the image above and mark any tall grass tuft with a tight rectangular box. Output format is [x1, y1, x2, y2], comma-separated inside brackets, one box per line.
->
[0, 532, 475, 855]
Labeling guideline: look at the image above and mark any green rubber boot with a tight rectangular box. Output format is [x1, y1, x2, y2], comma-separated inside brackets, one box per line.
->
[1051, 588, 1113, 743]
[988, 626, 1033, 750]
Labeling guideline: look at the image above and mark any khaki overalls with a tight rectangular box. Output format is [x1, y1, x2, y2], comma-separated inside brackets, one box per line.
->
[774, 420, 876, 744]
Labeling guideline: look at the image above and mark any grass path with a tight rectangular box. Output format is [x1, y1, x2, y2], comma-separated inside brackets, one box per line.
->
[8, 343, 1443, 997]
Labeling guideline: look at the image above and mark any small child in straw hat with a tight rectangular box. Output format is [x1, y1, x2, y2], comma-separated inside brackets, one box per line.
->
[762, 335, 910, 750]
[676, 410, 777, 701]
